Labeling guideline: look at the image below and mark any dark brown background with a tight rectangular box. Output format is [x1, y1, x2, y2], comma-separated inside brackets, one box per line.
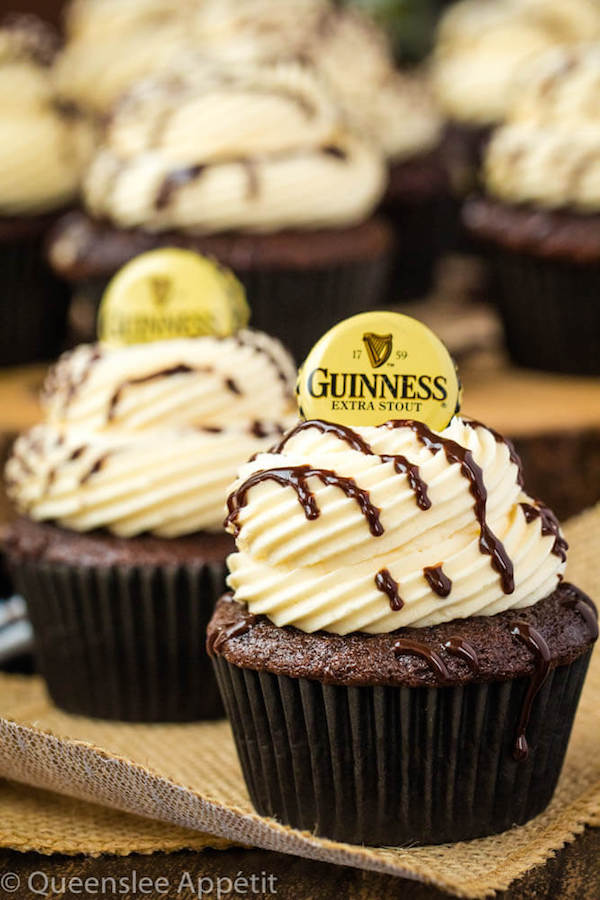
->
[3, 1, 65, 27]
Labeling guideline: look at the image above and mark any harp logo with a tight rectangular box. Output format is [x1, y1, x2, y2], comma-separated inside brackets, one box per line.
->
[149, 275, 172, 306]
[362, 332, 392, 368]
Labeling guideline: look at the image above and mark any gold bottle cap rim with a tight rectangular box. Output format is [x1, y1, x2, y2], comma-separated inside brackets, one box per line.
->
[297, 311, 461, 430]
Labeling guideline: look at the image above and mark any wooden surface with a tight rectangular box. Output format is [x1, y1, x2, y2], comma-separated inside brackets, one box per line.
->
[0, 829, 599, 900]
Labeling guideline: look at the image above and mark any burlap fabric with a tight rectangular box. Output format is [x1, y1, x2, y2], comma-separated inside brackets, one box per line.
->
[0, 505, 598, 899]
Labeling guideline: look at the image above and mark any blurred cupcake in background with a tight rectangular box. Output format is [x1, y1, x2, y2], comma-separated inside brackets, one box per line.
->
[0, 15, 92, 366]
[464, 44, 600, 375]
[3, 305, 297, 720]
[430, 0, 600, 200]
[53, 0, 191, 118]
[53, 0, 328, 119]
[47, 61, 391, 361]
[299, 8, 448, 299]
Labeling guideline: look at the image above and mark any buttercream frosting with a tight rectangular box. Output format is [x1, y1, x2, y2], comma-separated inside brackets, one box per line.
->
[0, 16, 91, 215]
[83, 62, 386, 233]
[431, 0, 600, 126]
[484, 121, 600, 210]
[225, 416, 566, 633]
[6, 330, 297, 536]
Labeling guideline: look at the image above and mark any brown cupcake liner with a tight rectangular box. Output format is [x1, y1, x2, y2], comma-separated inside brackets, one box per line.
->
[12, 558, 227, 722]
[0, 233, 70, 366]
[383, 154, 452, 300]
[235, 257, 391, 361]
[488, 249, 600, 375]
[213, 651, 591, 846]
[383, 192, 450, 301]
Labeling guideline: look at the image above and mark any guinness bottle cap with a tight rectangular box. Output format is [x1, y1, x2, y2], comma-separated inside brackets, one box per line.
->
[98, 248, 250, 346]
[297, 311, 461, 430]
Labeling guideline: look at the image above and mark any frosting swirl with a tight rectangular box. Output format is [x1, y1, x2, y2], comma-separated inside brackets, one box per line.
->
[484, 122, 600, 211]
[6, 331, 296, 536]
[0, 15, 91, 215]
[430, 0, 596, 126]
[483, 45, 600, 210]
[225, 417, 566, 633]
[83, 62, 386, 232]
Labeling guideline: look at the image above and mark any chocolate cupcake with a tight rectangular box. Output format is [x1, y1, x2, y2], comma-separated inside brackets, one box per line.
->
[464, 45, 600, 375]
[208, 416, 596, 845]
[47, 61, 392, 362]
[0, 15, 91, 366]
[3, 328, 296, 721]
[430, 0, 599, 247]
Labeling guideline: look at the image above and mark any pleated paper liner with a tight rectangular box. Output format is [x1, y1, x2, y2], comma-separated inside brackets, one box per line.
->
[213, 652, 592, 846]
[485, 249, 600, 376]
[0, 229, 70, 367]
[383, 150, 452, 301]
[0, 505, 598, 899]
[12, 558, 227, 722]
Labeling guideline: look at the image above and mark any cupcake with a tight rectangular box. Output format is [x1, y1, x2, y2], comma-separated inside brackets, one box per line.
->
[298, 9, 447, 299]
[463, 45, 600, 375]
[47, 62, 391, 362]
[0, 15, 91, 366]
[3, 325, 297, 721]
[208, 415, 597, 844]
[430, 0, 600, 203]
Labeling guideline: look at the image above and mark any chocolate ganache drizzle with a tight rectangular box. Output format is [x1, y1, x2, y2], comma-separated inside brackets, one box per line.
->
[393, 639, 450, 681]
[520, 502, 568, 562]
[510, 621, 551, 761]
[226, 465, 383, 537]
[560, 584, 598, 640]
[375, 568, 403, 611]
[269, 419, 431, 510]
[443, 637, 480, 674]
[423, 564, 453, 598]
[382, 420, 515, 594]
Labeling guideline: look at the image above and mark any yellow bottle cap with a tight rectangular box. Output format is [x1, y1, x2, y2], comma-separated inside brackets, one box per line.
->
[297, 311, 461, 430]
[98, 248, 250, 346]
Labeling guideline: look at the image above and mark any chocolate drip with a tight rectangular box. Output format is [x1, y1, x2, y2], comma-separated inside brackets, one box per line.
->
[322, 145, 347, 160]
[384, 420, 514, 594]
[225, 377, 242, 395]
[107, 364, 202, 422]
[560, 585, 598, 640]
[443, 637, 480, 674]
[232, 332, 292, 395]
[269, 420, 431, 510]
[423, 564, 452, 598]
[379, 454, 432, 510]
[465, 418, 525, 487]
[226, 465, 383, 537]
[250, 421, 284, 439]
[519, 502, 568, 562]
[374, 568, 403, 611]
[207, 611, 257, 656]
[393, 639, 450, 681]
[43, 345, 102, 410]
[271, 420, 373, 455]
[81, 454, 108, 484]
[510, 621, 551, 761]
[244, 160, 260, 200]
[155, 165, 204, 210]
